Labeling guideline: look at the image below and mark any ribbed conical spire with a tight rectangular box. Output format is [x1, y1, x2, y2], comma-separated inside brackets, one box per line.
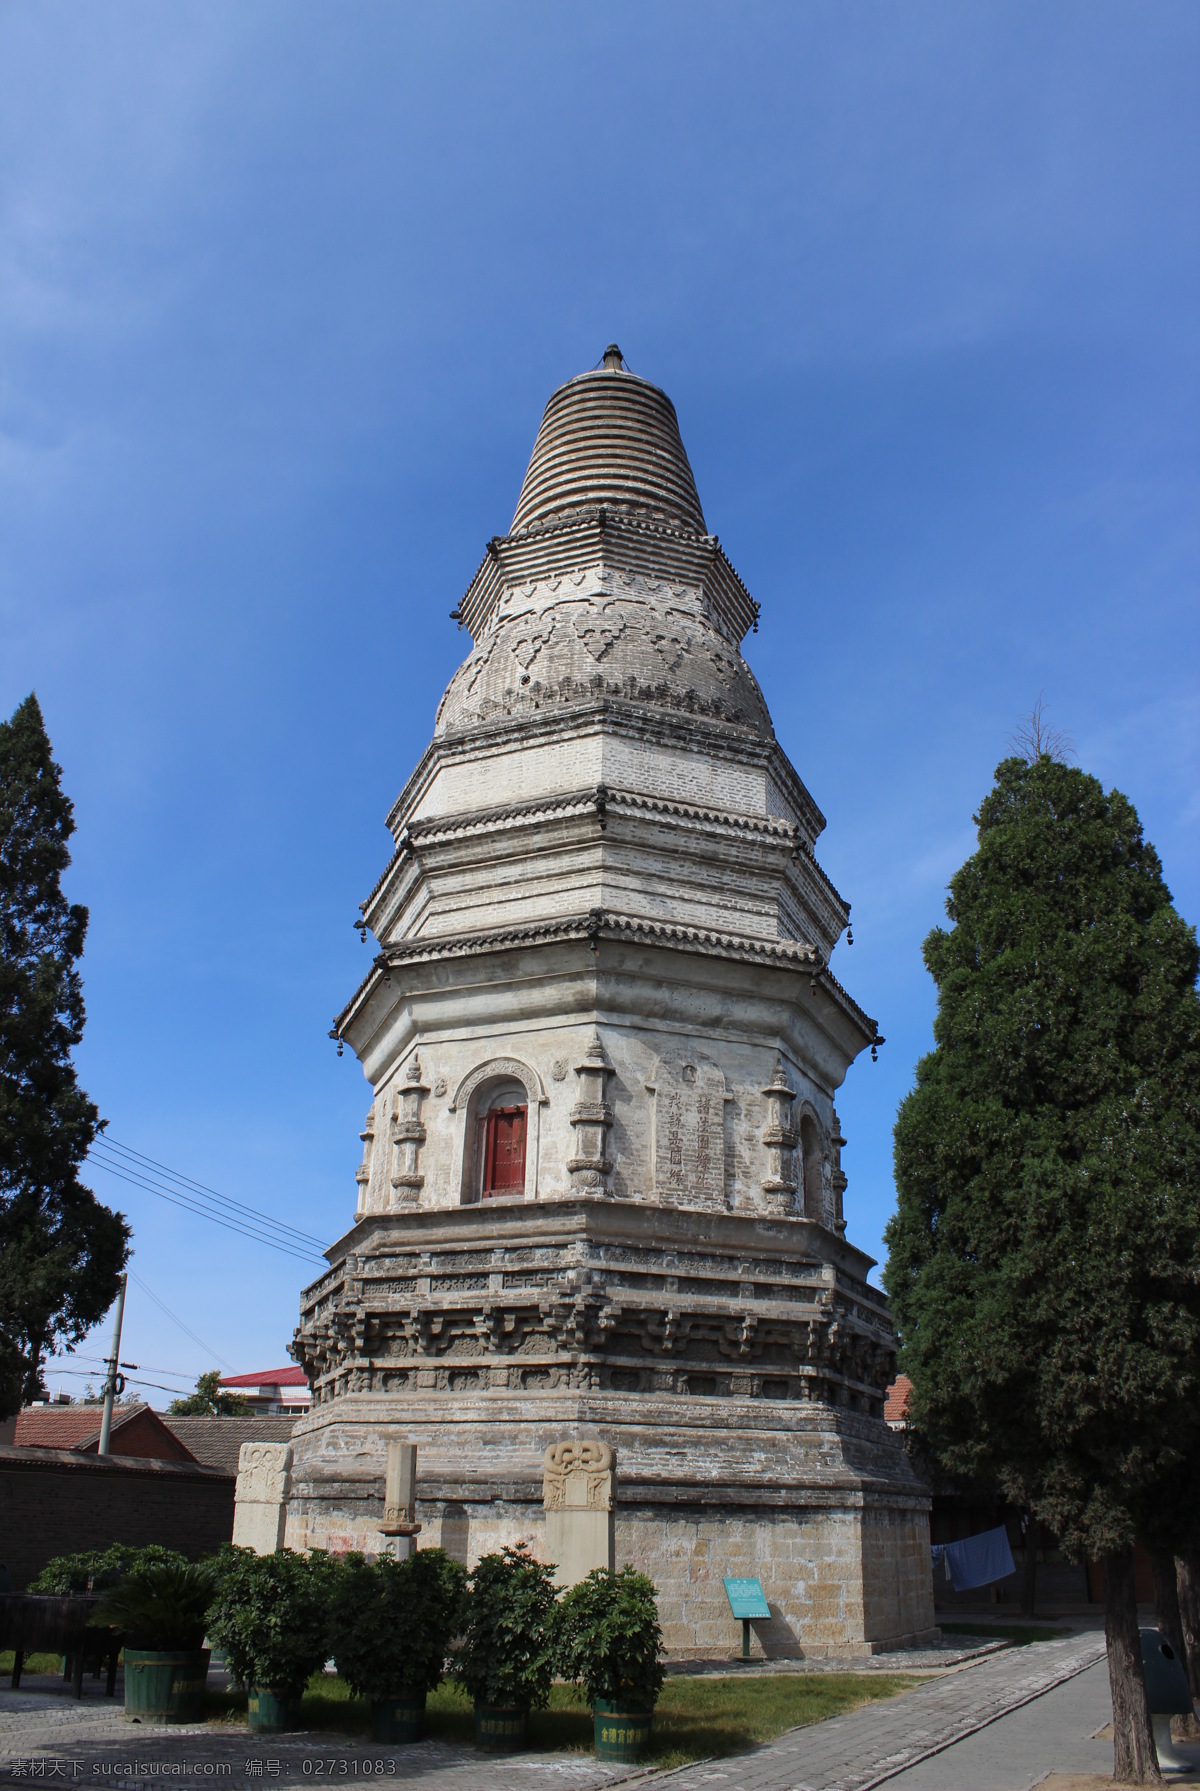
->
[511, 352, 706, 535]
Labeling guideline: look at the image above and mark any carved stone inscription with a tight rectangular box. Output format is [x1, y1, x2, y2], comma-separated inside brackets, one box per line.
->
[646, 1059, 729, 1203]
[543, 1438, 615, 1588]
[233, 1441, 293, 1555]
[543, 1437, 615, 1511]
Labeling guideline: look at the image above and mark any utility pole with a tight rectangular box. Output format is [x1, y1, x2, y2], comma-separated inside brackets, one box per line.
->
[97, 1273, 128, 1455]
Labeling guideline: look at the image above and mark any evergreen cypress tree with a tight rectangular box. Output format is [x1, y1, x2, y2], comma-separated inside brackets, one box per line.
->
[0, 694, 129, 1415]
[885, 748, 1200, 1785]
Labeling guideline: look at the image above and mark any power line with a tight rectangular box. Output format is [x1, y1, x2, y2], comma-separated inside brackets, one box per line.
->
[36, 1364, 203, 1400]
[47, 1353, 197, 1382]
[99, 1138, 327, 1249]
[87, 1150, 327, 1266]
[129, 1271, 236, 1372]
[89, 1156, 320, 1263]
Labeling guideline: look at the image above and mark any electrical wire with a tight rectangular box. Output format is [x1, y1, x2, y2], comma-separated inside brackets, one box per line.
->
[97, 1138, 327, 1249]
[35, 1364, 205, 1400]
[87, 1148, 327, 1266]
[45, 1353, 197, 1382]
[129, 1271, 236, 1371]
[89, 1141, 326, 1257]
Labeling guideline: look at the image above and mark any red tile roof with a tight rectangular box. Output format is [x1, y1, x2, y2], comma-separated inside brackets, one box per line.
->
[221, 1367, 308, 1388]
[884, 1374, 913, 1424]
[14, 1406, 133, 1448]
[13, 1402, 196, 1462]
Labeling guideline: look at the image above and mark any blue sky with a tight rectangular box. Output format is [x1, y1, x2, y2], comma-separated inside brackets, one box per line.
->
[3, 3, 1196, 1402]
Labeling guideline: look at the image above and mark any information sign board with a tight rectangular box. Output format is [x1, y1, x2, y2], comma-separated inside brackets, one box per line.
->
[723, 1576, 771, 1620]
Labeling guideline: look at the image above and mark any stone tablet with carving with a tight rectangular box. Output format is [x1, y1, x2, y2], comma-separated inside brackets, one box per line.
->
[647, 1058, 729, 1204]
[543, 1437, 615, 1511]
[232, 1441, 293, 1555]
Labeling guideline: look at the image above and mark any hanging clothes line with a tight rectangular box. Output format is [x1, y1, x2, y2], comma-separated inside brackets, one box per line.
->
[931, 1525, 1016, 1591]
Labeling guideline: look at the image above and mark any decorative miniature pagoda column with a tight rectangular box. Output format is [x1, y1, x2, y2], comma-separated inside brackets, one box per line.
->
[831, 1107, 848, 1236]
[567, 1032, 614, 1190]
[761, 1057, 799, 1213]
[354, 1106, 375, 1219]
[390, 1055, 429, 1202]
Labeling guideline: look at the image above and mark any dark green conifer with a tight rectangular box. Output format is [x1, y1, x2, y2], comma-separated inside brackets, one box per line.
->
[885, 746, 1200, 1784]
[0, 694, 128, 1415]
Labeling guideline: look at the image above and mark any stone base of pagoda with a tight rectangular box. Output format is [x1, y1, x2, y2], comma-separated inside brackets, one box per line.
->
[283, 1406, 935, 1657]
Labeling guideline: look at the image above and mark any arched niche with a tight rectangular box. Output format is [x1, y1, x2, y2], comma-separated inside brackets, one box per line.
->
[450, 1057, 548, 1204]
[798, 1108, 827, 1224]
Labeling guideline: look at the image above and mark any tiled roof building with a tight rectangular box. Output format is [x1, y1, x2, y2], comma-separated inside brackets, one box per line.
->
[885, 1374, 913, 1429]
[163, 1415, 298, 1475]
[13, 1403, 196, 1461]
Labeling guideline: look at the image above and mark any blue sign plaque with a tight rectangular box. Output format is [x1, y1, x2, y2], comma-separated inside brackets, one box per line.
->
[723, 1576, 771, 1620]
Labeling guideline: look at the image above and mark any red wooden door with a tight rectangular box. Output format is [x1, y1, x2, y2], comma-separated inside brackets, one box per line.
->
[483, 1105, 527, 1196]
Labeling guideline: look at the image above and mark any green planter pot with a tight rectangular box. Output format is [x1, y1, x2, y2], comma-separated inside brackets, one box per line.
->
[370, 1693, 426, 1744]
[593, 1698, 653, 1762]
[124, 1649, 210, 1724]
[247, 1687, 301, 1733]
[474, 1702, 528, 1752]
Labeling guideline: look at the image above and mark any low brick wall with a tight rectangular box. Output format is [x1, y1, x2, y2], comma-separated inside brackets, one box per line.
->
[0, 1444, 235, 1589]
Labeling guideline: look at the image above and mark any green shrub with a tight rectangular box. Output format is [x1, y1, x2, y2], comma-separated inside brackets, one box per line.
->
[29, 1544, 189, 1595]
[206, 1547, 335, 1701]
[92, 1561, 217, 1650]
[557, 1567, 665, 1709]
[453, 1544, 559, 1710]
[330, 1548, 466, 1700]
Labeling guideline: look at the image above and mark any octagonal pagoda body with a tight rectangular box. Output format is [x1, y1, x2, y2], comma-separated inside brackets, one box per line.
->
[287, 350, 935, 1656]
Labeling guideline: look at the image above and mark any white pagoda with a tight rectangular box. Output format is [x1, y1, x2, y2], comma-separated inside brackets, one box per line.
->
[288, 348, 935, 1656]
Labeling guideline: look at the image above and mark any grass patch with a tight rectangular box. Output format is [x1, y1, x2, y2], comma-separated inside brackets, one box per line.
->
[938, 1622, 1070, 1647]
[0, 1651, 63, 1676]
[206, 1671, 917, 1768]
[647, 1674, 917, 1767]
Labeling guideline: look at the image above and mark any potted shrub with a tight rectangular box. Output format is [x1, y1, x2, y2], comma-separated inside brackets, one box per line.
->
[557, 1567, 665, 1762]
[92, 1560, 217, 1724]
[329, 1548, 466, 1743]
[453, 1544, 559, 1751]
[31, 1544, 188, 1594]
[207, 1547, 334, 1732]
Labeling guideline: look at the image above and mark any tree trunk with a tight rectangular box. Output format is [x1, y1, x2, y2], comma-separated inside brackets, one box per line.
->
[1175, 1553, 1200, 1735]
[1103, 1546, 1161, 1783]
[1020, 1514, 1038, 1618]
[1177, 1554, 1200, 1700]
[1153, 1551, 1187, 1667]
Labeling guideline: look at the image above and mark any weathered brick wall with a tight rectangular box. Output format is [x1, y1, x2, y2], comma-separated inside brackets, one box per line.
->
[0, 1445, 235, 1589]
[289, 1486, 936, 1660]
[859, 1502, 938, 1645]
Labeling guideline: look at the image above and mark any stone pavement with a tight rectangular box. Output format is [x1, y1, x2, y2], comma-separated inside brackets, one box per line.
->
[0, 1690, 628, 1791]
[667, 1637, 1007, 1678]
[860, 1659, 1117, 1790]
[641, 1628, 1107, 1791]
[0, 1630, 1108, 1791]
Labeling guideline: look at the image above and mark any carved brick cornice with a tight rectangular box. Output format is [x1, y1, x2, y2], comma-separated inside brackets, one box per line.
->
[454, 507, 759, 648]
[333, 909, 876, 1049]
[290, 1201, 898, 1426]
[384, 699, 826, 845]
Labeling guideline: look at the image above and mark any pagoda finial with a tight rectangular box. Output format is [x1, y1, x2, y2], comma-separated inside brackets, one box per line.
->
[602, 343, 624, 371]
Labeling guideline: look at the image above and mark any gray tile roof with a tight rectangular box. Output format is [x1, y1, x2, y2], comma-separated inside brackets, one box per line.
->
[160, 1415, 297, 1474]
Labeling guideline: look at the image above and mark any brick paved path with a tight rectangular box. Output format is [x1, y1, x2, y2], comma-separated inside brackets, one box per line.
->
[637, 1630, 1106, 1791]
[0, 1631, 1105, 1791]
